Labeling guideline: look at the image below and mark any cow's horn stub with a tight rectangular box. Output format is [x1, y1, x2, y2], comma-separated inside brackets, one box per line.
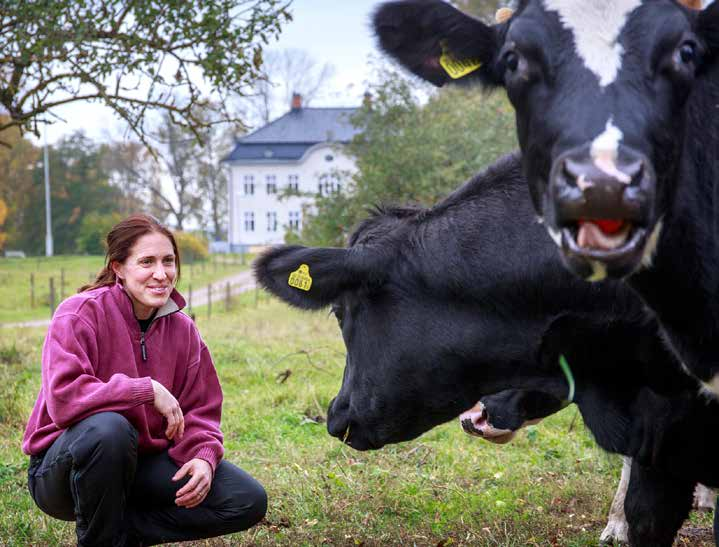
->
[677, 0, 702, 9]
[495, 7, 514, 24]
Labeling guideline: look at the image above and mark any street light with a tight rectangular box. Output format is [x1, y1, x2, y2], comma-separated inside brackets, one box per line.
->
[43, 127, 53, 257]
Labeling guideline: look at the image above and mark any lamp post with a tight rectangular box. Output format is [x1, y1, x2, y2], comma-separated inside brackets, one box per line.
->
[43, 128, 53, 257]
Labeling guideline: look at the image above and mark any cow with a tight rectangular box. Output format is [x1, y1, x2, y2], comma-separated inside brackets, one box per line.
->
[254, 154, 719, 546]
[460, 393, 716, 543]
[370, 0, 719, 397]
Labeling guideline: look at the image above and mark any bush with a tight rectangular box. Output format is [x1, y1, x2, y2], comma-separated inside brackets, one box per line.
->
[75, 212, 123, 254]
[173, 230, 209, 263]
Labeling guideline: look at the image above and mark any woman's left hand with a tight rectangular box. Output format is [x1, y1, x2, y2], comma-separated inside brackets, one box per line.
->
[173, 458, 213, 508]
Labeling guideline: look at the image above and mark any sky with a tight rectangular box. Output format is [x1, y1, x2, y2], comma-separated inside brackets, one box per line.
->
[37, 0, 383, 145]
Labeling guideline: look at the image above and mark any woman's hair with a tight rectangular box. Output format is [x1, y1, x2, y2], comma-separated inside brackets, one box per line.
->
[79, 214, 181, 292]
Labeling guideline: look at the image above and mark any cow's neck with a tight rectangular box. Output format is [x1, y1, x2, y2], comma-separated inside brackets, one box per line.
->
[626, 68, 719, 384]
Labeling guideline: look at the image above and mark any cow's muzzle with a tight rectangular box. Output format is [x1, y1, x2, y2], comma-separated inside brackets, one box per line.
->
[547, 144, 657, 280]
[326, 396, 379, 451]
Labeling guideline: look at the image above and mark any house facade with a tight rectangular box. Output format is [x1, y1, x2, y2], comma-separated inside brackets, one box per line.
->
[223, 94, 359, 250]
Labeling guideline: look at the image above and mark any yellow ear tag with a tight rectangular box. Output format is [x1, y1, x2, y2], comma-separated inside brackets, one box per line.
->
[495, 7, 514, 24]
[288, 264, 313, 291]
[439, 47, 482, 79]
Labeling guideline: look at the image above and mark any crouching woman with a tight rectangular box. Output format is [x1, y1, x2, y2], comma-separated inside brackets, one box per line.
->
[22, 214, 266, 546]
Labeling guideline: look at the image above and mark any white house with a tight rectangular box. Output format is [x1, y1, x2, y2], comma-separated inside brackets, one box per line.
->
[223, 94, 360, 251]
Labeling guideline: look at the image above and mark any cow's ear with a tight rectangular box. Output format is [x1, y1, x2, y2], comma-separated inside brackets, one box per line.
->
[253, 245, 382, 310]
[373, 0, 502, 87]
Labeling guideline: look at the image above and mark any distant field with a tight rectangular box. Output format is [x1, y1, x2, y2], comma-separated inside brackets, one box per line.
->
[0, 255, 250, 324]
[0, 296, 711, 546]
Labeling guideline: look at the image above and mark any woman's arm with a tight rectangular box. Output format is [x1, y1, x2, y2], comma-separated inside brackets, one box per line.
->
[168, 343, 224, 472]
[43, 313, 155, 428]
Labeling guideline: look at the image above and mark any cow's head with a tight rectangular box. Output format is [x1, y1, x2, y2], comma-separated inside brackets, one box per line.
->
[373, 0, 719, 279]
[459, 390, 565, 443]
[255, 241, 572, 450]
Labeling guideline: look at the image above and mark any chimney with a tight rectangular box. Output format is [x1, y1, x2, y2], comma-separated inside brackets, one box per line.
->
[291, 92, 302, 111]
[363, 91, 372, 109]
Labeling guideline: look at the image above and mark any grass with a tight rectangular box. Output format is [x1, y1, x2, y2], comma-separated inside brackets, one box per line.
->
[0, 295, 712, 545]
[0, 255, 250, 324]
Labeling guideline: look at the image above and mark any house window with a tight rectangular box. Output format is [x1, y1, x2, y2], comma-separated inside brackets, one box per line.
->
[288, 211, 301, 231]
[244, 212, 255, 232]
[318, 173, 342, 196]
[243, 175, 255, 196]
[267, 211, 278, 232]
[266, 175, 277, 194]
[287, 174, 299, 194]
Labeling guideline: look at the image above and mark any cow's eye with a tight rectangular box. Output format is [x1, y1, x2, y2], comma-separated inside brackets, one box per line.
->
[504, 51, 519, 72]
[678, 41, 696, 64]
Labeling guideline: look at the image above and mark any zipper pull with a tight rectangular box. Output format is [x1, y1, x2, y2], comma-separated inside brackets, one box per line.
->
[140, 332, 147, 361]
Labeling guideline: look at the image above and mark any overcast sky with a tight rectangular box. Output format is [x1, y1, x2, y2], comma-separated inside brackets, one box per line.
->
[37, 0, 383, 145]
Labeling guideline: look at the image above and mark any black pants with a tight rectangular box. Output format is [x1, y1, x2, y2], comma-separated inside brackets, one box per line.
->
[27, 412, 267, 546]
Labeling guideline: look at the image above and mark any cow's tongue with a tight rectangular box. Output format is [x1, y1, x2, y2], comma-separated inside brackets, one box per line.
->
[577, 221, 630, 251]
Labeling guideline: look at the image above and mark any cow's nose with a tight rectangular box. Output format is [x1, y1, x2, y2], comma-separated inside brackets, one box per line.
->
[326, 397, 351, 439]
[549, 145, 654, 224]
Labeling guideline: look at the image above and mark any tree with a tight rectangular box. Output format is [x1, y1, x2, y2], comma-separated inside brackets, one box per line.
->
[299, 69, 518, 246]
[0, 119, 40, 249]
[246, 48, 335, 124]
[0, 1, 292, 146]
[0, 198, 7, 251]
[7, 132, 125, 254]
[75, 211, 123, 254]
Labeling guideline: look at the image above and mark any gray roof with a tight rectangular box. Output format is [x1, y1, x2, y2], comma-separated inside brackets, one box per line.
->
[224, 107, 360, 163]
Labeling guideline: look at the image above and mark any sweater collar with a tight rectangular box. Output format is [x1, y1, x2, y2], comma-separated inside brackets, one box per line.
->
[111, 281, 186, 327]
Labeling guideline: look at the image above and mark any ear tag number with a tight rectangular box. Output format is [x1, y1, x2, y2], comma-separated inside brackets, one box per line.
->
[288, 264, 313, 291]
[439, 47, 482, 79]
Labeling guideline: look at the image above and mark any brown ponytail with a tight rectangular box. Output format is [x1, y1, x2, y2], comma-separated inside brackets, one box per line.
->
[79, 214, 181, 292]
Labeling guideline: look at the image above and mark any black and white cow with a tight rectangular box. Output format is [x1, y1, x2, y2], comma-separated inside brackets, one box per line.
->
[371, 0, 719, 395]
[461, 392, 716, 544]
[255, 154, 719, 546]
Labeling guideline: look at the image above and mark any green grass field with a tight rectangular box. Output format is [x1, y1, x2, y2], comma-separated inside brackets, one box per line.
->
[0, 295, 712, 546]
[0, 255, 250, 324]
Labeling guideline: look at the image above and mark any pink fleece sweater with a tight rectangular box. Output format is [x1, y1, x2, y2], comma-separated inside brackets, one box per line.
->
[22, 283, 224, 471]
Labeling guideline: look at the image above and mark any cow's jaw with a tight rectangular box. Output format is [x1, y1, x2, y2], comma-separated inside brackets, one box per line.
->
[459, 402, 516, 444]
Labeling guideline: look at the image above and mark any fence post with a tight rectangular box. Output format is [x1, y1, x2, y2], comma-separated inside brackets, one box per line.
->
[49, 277, 56, 318]
[225, 282, 231, 312]
[254, 288, 259, 309]
[188, 284, 193, 313]
[207, 283, 212, 320]
[60, 268, 66, 301]
[30, 273, 35, 308]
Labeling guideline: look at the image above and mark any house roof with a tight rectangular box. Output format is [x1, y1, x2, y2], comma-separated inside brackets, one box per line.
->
[224, 107, 360, 163]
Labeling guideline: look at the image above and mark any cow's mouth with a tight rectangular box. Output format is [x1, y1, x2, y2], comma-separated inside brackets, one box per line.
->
[557, 218, 651, 280]
[459, 405, 515, 444]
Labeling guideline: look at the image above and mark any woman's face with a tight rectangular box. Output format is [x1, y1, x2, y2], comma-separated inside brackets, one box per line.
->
[112, 232, 177, 319]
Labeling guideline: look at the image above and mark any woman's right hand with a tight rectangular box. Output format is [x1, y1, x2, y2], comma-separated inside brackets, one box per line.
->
[151, 380, 184, 440]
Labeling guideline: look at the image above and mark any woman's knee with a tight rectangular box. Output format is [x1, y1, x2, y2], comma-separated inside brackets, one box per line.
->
[214, 464, 267, 531]
[70, 412, 138, 465]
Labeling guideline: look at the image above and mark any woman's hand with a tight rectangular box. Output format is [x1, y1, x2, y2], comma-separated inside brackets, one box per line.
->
[173, 458, 213, 508]
[151, 379, 184, 440]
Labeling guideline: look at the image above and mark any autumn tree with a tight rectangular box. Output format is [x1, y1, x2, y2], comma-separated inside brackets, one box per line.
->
[298, 70, 517, 246]
[0, 1, 292, 146]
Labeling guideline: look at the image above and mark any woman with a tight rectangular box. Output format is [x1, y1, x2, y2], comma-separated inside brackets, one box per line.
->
[22, 214, 267, 546]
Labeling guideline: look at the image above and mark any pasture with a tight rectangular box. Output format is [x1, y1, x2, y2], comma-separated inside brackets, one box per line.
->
[0, 255, 249, 324]
[0, 291, 712, 545]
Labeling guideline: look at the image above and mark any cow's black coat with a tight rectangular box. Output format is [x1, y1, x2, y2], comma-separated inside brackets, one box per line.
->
[254, 154, 719, 546]
[371, 0, 719, 392]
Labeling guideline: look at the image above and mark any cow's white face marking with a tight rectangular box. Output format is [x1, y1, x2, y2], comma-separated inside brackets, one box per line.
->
[590, 118, 630, 183]
[542, 0, 641, 87]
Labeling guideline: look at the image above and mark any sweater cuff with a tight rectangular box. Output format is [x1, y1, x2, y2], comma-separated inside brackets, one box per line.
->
[193, 446, 222, 473]
[131, 377, 155, 405]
